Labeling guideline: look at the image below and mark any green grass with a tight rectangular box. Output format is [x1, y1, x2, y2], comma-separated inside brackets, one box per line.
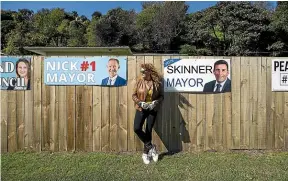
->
[1, 151, 288, 181]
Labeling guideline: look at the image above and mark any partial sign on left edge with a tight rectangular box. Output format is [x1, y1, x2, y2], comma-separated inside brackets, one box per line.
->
[0, 56, 32, 90]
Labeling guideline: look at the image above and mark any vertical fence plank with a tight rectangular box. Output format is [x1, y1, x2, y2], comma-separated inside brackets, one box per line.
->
[196, 101, 203, 152]
[180, 92, 190, 151]
[16, 90, 25, 150]
[197, 95, 206, 152]
[284, 93, 288, 150]
[101, 85, 110, 151]
[93, 85, 101, 152]
[212, 56, 224, 151]
[41, 58, 50, 151]
[266, 57, 275, 149]
[167, 56, 177, 152]
[187, 56, 197, 152]
[127, 56, 136, 151]
[169, 55, 181, 152]
[1, 91, 8, 152]
[58, 85, 67, 151]
[8, 91, 17, 152]
[231, 57, 241, 149]
[33, 56, 42, 152]
[240, 57, 250, 149]
[213, 94, 222, 150]
[110, 86, 118, 152]
[76, 86, 85, 151]
[249, 57, 258, 149]
[196, 56, 206, 152]
[178, 56, 189, 152]
[258, 57, 267, 149]
[153, 55, 164, 152]
[275, 92, 284, 149]
[55, 87, 60, 151]
[25, 57, 34, 150]
[161, 56, 171, 152]
[189, 90, 198, 152]
[118, 57, 128, 152]
[223, 93, 232, 150]
[83, 86, 93, 152]
[144, 56, 154, 64]
[76, 86, 84, 151]
[135, 56, 144, 151]
[49, 85, 58, 152]
[67, 86, 76, 151]
[205, 93, 214, 151]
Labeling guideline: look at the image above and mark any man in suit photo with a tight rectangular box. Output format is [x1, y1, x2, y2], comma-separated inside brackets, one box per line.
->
[203, 59, 231, 93]
[101, 58, 127, 86]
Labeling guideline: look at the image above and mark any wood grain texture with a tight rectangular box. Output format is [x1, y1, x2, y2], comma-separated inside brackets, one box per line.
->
[2, 56, 288, 153]
[127, 56, 136, 151]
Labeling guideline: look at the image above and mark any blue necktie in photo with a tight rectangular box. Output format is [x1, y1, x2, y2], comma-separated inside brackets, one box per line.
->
[215, 84, 221, 92]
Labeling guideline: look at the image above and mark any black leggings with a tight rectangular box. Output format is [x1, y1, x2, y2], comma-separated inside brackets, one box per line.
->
[134, 109, 157, 154]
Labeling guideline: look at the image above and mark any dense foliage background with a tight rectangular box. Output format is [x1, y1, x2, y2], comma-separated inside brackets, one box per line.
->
[1, 1, 287, 56]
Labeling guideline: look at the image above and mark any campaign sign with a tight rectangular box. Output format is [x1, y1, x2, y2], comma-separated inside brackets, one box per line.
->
[0, 56, 32, 90]
[164, 58, 231, 92]
[272, 59, 288, 91]
[44, 56, 127, 86]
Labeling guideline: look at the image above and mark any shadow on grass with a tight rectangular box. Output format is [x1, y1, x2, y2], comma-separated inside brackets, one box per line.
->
[158, 151, 180, 161]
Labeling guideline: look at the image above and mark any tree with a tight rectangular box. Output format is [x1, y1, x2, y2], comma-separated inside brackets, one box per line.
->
[91, 8, 137, 46]
[33, 8, 66, 46]
[64, 12, 89, 47]
[3, 9, 35, 55]
[179, 44, 197, 55]
[152, 2, 188, 51]
[184, 2, 272, 56]
[67, 19, 88, 46]
[92, 11, 102, 19]
[1, 10, 17, 50]
[136, 1, 188, 52]
[0, 2, 285, 56]
[268, 2, 288, 56]
[86, 18, 100, 47]
[135, 2, 160, 51]
[252, 1, 275, 11]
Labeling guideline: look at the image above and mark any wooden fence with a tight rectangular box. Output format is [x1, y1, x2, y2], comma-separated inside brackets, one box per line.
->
[1, 56, 288, 153]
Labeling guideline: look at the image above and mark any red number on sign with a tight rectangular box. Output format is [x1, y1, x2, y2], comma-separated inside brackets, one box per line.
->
[90, 61, 96, 71]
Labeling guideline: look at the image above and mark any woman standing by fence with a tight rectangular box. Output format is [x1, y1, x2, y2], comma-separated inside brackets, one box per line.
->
[132, 63, 164, 164]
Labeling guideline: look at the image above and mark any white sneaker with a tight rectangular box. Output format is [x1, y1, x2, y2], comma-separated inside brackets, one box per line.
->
[142, 153, 150, 164]
[149, 145, 159, 162]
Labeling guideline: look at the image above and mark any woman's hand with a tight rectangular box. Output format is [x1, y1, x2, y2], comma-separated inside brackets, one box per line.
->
[148, 100, 158, 110]
[138, 102, 150, 110]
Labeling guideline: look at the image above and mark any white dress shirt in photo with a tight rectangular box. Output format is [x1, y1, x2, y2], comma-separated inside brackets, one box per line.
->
[107, 75, 118, 85]
[213, 78, 228, 92]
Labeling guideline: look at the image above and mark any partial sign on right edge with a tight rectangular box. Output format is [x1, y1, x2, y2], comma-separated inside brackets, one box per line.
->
[272, 59, 288, 91]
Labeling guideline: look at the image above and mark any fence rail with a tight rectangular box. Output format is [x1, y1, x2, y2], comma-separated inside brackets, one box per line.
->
[1, 56, 288, 153]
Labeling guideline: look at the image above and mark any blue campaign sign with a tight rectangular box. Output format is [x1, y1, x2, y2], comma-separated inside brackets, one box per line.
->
[0, 56, 32, 90]
[44, 56, 127, 86]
